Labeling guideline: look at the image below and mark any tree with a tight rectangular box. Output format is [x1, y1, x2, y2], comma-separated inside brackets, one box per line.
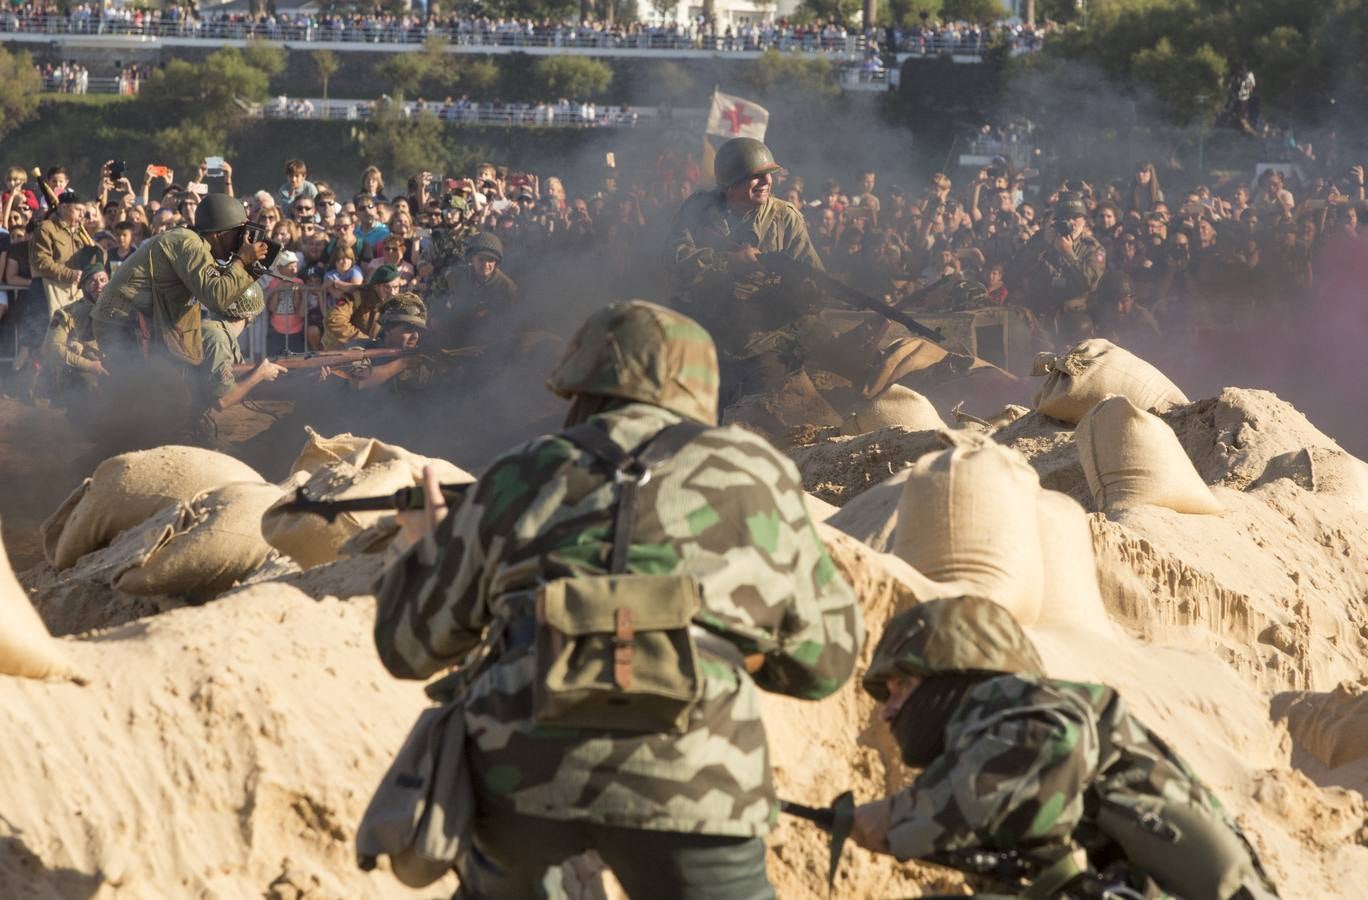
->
[137, 48, 270, 126]
[1131, 38, 1226, 126]
[530, 56, 612, 102]
[649, 0, 679, 21]
[745, 49, 840, 101]
[940, 0, 1005, 24]
[655, 61, 697, 105]
[377, 53, 430, 101]
[241, 39, 287, 80]
[0, 47, 42, 141]
[799, 0, 861, 25]
[312, 50, 340, 101]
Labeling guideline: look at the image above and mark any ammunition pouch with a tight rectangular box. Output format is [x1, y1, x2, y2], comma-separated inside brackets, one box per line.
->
[529, 419, 711, 734]
[533, 573, 703, 733]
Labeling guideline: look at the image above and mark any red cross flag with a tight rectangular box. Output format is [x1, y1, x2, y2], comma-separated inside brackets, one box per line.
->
[704, 90, 770, 185]
[706, 90, 769, 142]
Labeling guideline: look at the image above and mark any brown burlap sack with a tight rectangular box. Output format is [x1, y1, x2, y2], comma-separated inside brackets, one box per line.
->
[1034, 489, 1113, 633]
[1032, 338, 1188, 425]
[111, 482, 284, 598]
[841, 386, 947, 436]
[1, 516, 85, 683]
[288, 427, 470, 483]
[1077, 396, 1223, 515]
[892, 432, 1044, 625]
[1282, 683, 1368, 769]
[42, 447, 265, 571]
[262, 460, 420, 569]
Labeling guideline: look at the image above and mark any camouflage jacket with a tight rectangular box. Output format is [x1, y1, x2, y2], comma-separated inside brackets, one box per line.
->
[374, 401, 861, 836]
[885, 675, 1234, 863]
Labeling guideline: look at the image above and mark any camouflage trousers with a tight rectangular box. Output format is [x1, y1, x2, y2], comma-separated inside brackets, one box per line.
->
[454, 808, 773, 900]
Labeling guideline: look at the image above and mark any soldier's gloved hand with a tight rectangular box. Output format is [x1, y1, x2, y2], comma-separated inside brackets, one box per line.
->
[852, 799, 893, 855]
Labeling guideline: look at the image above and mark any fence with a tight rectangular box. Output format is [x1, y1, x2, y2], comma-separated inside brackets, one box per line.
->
[257, 99, 697, 128]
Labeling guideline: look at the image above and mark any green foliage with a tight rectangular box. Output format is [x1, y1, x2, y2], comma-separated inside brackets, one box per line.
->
[530, 56, 613, 101]
[241, 39, 287, 79]
[654, 62, 698, 105]
[883, 0, 941, 27]
[940, 0, 1005, 24]
[137, 48, 270, 124]
[798, 0, 862, 24]
[353, 105, 457, 178]
[1130, 37, 1225, 125]
[377, 53, 429, 100]
[744, 49, 839, 102]
[648, 0, 680, 18]
[0, 47, 44, 139]
[312, 50, 341, 101]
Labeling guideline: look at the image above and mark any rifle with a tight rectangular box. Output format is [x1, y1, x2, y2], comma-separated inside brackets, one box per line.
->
[277, 482, 474, 523]
[757, 252, 951, 346]
[269, 348, 421, 370]
[779, 792, 855, 889]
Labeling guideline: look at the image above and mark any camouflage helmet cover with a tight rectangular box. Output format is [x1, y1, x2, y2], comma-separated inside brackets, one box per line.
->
[714, 137, 783, 189]
[220, 282, 265, 322]
[193, 194, 248, 234]
[379, 292, 428, 329]
[466, 230, 503, 263]
[862, 596, 1046, 700]
[546, 300, 720, 425]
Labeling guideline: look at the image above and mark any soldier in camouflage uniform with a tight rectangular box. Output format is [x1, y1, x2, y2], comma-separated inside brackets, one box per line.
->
[374, 300, 861, 899]
[1017, 195, 1107, 324]
[427, 194, 480, 298]
[664, 138, 827, 399]
[854, 596, 1278, 900]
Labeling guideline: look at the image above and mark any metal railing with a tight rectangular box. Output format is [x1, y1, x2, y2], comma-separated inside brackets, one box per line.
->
[40, 73, 132, 94]
[257, 98, 698, 127]
[0, 14, 872, 55]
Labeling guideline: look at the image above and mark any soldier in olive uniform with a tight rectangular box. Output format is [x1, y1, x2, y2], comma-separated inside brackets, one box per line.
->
[92, 194, 270, 365]
[375, 300, 861, 898]
[431, 231, 521, 347]
[853, 596, 1278, 900]
[42, 263, 110, 402]
[324, 264, 402, 350]
[195, 283, 287, 438]
[664, 138, 825, 398]
[1018, 195, 1107, 326]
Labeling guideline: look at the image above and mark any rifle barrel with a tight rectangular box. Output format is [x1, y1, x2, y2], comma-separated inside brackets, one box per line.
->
[279, 483, 473, 522]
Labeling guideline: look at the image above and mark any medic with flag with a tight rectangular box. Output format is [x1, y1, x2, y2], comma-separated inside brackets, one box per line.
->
[664, 96, 826, 402]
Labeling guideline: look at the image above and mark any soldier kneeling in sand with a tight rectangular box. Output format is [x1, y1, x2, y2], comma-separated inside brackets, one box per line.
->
[855, 596, 1278, 900]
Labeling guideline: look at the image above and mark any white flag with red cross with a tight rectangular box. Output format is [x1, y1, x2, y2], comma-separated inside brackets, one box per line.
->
[704, 91, 770, 186]
[706, 90, 769, 142]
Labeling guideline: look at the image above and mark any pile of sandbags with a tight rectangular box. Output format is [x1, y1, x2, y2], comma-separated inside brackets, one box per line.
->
[41, 446, 265, 571]
[261, 429, 472, 569]
[841, 385, 946, 436]
[1077, 395, 1223, 515]
[892, 432, 1044, 625]
[1033, 338, 1188, 424]
[1, 515, 84, 683]
[109, 482, 284, 597]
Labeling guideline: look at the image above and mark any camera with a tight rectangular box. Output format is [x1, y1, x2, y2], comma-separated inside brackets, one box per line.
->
[239, 221, 284, 277]
[1051, 218, 1074, 237]
[108, 160, 127, 180]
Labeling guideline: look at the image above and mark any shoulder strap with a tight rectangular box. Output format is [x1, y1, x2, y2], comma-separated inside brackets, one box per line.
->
[561, 420, 708, 574]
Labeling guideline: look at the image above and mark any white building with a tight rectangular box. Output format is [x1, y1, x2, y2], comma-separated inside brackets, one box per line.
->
[639, 0, 807, 29]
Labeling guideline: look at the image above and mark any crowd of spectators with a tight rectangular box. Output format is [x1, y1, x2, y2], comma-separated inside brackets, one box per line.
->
[2, 139, 1361, 381]
[1, 4, 1043, 58]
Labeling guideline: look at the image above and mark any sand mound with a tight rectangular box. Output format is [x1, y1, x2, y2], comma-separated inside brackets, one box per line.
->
[789, 427, 946, 506]
[0, 582, 455, 899]
[1276, 682, 1368, 770]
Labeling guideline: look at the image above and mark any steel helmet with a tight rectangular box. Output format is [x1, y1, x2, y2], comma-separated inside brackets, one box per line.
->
[193, 194, 248, 234]
[862, 596, 1046, 701]
[220, 282, 265, 322]
[465, 231, 503, 263]
[1054, 192, 1089, 221]
[379, 293, 428, 330]
[547, 300, 720, 425]
[714, 137, 783, 189]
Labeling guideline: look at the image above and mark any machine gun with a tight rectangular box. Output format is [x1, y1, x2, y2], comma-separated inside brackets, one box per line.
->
[756, 253, 951, 346]
[277, 482, 474, 523]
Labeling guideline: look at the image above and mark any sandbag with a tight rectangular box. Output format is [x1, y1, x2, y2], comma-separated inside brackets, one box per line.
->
[1032, 338, 1188, 425]
[41, 446, 264, 571]
[1, 516, 84, 683]
[842, 386, 946, 436]
[111, 482, 284, 598]
[1078, 396, 1223, 515]
[263, 460, 424, 569]
[1035, 490, 1113, 633]
[289, 427, 469, 483]
[1251, 447, 1368, 508]
[892, 433, 1044, 626]
[1282, 683, 1368, 769]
